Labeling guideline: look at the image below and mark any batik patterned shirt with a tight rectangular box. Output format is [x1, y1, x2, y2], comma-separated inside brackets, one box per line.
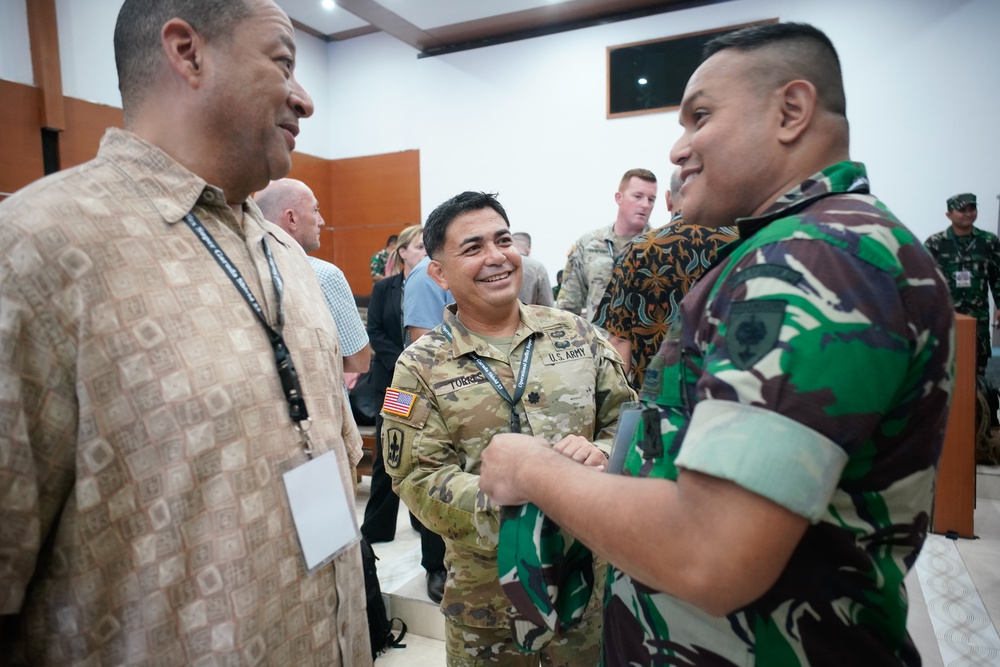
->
[594, 216, 737, 388]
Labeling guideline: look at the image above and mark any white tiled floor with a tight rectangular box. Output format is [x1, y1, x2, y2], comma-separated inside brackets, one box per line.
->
[356, 472, 1000, 666]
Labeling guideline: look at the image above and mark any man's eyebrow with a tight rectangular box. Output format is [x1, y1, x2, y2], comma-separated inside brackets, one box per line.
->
[678, 89, 705, 116]
[279, 33, 296, 57]
[458, 228, 510, 247]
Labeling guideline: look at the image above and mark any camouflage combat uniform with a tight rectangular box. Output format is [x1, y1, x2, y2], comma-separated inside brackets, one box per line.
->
[382, 302, 634, 666]
[369, 247, 389, 281]
[556, 223, 650, 320]
[924, 225, 1000, 370]
[605, 162, 955, 666]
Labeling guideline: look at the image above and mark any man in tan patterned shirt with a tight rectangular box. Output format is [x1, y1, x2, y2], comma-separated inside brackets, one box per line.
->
[0, 1, 371, 665]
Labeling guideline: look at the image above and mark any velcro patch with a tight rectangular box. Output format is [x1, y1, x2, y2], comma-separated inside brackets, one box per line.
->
[730, 263, 803, 289]
[382, 388, 417, 418]
[725, 300, 786, 370]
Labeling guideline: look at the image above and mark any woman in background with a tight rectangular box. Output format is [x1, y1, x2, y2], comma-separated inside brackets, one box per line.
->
[360, 225, 447, 601]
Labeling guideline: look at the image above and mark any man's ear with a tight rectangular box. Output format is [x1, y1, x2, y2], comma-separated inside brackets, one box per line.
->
[776, 80, 816, 144]
[614, 191, 624, 206]
[427, 259, 449, 292]
[284, 209, 297, 233]
[161, 18, 204, 88]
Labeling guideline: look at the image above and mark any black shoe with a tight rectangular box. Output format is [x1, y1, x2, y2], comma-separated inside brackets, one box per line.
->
[426, 569, 446, 604]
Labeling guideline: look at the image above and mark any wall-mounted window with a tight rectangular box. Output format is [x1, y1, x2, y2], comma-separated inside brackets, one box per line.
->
[607, 19, 777, 119]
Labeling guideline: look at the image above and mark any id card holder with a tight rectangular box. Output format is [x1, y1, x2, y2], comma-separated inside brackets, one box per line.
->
[607, 402, 641, 475]
[282, 450, 360, 573]
[955, 270, 972, 288]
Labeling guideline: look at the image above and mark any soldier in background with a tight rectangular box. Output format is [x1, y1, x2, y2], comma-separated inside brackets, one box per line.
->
[555, 169, 657, 320]
[370, 234, 398, 282]
[381, 191, 634, 665]
[925, 193, 1000, 375]
[594, 168, 737, 389]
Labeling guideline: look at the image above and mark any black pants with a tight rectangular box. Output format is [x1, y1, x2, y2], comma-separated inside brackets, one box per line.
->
[361, 415, 445, 572]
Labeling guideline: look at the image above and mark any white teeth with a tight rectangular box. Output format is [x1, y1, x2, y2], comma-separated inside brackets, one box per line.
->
[483, 273, 509, 283]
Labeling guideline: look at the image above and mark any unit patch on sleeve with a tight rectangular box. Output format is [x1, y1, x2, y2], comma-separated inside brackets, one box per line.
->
[385, 428, 404, 469]
[382, 388, 417, 418]
[725, 299, 787, 371]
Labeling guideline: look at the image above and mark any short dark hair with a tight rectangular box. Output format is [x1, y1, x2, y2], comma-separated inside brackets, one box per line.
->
[703, 22, 846, 117]
[619, 169, 657, 192]
[114, 0, 253, 118]
[386, 234, 399, 247]
[423, 192, 510, 260]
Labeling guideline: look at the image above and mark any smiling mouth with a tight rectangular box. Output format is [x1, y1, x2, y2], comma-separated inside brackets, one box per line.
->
[481, 272, 510, 283]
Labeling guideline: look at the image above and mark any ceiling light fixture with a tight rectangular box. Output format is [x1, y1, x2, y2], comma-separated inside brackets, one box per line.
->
[637, 78, 648, 85]
[321, 0, 335, 10]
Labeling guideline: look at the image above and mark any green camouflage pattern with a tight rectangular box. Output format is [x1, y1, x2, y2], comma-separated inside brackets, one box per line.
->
[946, 192, 976, 211]
[382, 302, 634, 660]
[497, 503, 597, 652]
[604, 162, 955, 666]
[370, 247, 388, 280]
[555, 223, 650, 319]
[924, 225, 1000, 368]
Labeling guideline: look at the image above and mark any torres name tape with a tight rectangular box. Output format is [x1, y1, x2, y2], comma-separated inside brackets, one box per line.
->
[383, 388, 417, 418]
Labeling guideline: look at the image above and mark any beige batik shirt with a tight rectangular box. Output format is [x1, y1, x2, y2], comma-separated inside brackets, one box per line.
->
[0, 128, 370, 666]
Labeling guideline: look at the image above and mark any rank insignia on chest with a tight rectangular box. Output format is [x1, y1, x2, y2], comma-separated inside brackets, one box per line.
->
[383, 388, 417, 418]
[725, 299, 786, 370]
[528, 391, 540, 404]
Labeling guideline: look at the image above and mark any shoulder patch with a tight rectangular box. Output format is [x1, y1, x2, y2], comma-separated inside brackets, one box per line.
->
[385, 427, 404, 469]
[382, 388, 417, 418]
[726, 300, 786, 370]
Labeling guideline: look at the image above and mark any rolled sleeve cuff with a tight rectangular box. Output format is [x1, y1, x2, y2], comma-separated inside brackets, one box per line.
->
[676, 399, 847, 522]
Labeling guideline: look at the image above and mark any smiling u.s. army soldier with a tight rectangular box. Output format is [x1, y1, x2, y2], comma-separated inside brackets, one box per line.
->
[380, 191, 635, 666]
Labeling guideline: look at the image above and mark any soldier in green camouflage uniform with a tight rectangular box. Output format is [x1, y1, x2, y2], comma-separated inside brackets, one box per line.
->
[555, 169, 656, 320]
[479, 23, 954, 667]
[924, 192, 1000, 373]
[382, 191, 635, 666]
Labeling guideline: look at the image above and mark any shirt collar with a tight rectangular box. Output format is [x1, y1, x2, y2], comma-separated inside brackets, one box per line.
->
[735, 161, 870, 239]
[97, 128, 260, 231]
[443, 301, 545, 359]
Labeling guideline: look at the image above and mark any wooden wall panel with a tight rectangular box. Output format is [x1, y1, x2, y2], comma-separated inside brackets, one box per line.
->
[0, 80, 45, 200]
[60, 96, 123, 169]
[933, 313, 976, 538]
[327, 150, 421, 295]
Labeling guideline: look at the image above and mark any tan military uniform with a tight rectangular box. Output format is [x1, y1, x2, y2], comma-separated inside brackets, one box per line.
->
[555, 222, 650, 319]
[382, 302, 634, 665]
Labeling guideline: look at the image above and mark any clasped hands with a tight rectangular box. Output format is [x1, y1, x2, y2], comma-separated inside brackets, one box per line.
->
[480, 433, 605, 506]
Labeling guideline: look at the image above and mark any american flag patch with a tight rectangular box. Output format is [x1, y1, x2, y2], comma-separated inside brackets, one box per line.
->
[383, 388, 417, 418]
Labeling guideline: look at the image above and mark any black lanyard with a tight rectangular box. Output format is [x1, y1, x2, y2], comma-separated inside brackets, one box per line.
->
[183, 212, 313, 454]
[441, 323, 534, 434]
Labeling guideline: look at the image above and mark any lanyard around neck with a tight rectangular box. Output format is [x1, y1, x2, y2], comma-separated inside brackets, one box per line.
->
[183, 212, 313, 453]
[441, 322, 534, 434]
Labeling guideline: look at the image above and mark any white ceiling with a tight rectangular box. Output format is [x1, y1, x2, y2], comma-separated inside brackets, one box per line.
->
[274, 0, 727, 56]
[275, 0, 575, 35]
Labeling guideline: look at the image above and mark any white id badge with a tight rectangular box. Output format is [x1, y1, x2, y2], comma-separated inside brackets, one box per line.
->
[282, 450, 359, 573]
[955, 270, 972, 288]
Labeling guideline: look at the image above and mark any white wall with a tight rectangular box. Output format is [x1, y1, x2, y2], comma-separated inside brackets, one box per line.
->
[1, 0, 998, 280]
[0, 0, 32, 85]
[325, 0, 1000, 278]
